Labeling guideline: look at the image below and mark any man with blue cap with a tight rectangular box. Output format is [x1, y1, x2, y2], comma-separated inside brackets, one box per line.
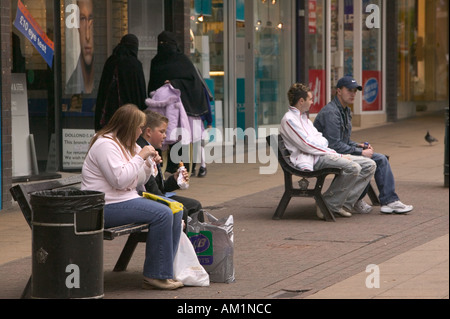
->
[314, 76, 413, 215]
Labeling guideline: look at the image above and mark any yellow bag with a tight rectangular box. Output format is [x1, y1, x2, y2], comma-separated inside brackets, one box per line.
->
[142, 192, 184, 214]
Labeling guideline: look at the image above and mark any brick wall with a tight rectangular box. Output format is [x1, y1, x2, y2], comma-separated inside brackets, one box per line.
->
[1, 0, 12, 210]
[166, 0, 190, 55]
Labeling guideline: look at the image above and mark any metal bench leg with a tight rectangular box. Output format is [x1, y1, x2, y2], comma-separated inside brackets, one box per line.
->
[314, 175, 336, 222]
[273, 171, 295, 220]
[113, 232, 148, 272]
[273, 192, 292, 220]
[315, 195, 336, 222]
[21, 276, 31, 299]
[367, 182, 380, 206]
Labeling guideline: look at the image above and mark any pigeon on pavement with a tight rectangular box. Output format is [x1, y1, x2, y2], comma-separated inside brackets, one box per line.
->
[425, 130, 438, 145]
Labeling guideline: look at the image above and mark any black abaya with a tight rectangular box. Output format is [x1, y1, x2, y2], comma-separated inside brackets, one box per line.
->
[95, 34, 147, 131]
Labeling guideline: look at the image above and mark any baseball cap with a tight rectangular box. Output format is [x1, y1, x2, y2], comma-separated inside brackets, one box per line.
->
[336, 76, 362, 91]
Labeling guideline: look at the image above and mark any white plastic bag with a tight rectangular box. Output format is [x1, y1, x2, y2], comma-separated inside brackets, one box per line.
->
[173, 230, 210, 286]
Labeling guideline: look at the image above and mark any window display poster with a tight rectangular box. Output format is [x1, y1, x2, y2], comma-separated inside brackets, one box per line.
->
[62, 129, 95, 169]
[64, 0, 95, 95]
[13, 0, 54, 67]
[362, 70, 382, 111]
[308, 69, 326, 114]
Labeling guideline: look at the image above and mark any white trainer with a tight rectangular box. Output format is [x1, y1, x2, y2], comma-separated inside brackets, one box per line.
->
[380, 200, 413, 214]
[353, 199, 373, 214]
[335, 208, 352, 217]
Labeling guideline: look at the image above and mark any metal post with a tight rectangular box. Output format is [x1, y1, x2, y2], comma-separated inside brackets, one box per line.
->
[445, 107, 449, 187]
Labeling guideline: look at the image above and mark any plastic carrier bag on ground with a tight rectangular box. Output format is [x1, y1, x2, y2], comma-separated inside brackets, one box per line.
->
[173, 226, 210, 286]
[187, 211, 235, 283]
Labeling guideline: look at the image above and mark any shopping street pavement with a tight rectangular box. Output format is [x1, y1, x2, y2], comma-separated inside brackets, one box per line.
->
[0, 111, 448, 301]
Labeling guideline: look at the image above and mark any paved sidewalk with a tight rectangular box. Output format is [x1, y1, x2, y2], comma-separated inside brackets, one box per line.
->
[306, 234, 449, 299]
[0, 111, 448, 300]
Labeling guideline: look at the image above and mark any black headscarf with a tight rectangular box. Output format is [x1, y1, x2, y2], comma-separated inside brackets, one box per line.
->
[148, 31, 209, 117]
[95, 34, 146, 131]
[114, 34, 139, 57]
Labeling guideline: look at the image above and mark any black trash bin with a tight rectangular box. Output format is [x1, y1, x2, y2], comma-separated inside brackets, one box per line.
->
[30, 189, 105, 299]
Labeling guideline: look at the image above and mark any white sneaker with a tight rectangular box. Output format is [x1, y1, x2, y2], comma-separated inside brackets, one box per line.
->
[352, 199, 373, 214]
[380, 200, 413, 214]
[335, 208, 352, 217]
[317, 206, 352, 219]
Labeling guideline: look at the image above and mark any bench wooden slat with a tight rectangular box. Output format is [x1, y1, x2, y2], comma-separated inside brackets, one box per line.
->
[103, 223, 149, 240]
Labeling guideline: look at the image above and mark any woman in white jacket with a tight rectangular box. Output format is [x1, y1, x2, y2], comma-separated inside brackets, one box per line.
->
[81, 104, 183, 290]
[280, 83, 376, 219]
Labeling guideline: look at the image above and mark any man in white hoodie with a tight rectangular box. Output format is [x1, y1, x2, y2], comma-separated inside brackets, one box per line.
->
[280, 83, 376, 219]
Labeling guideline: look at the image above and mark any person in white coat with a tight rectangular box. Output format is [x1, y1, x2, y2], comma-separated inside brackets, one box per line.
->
[280, 83, 376, 219]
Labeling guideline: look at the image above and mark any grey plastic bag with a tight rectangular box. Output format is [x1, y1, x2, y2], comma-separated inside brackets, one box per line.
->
[187, 211, 235, 283]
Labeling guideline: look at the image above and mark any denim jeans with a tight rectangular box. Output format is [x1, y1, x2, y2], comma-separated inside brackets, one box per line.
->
[104, 197, 182, 279]
[314, 154, 376, 212]
[371, 152, 399, 205]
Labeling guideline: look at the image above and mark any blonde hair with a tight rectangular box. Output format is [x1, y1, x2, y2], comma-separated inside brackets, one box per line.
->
[89, 104, 146, 157]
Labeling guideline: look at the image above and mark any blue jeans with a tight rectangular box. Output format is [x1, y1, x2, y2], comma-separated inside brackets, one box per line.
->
[104, 197, 182, 279]
[371, 152, 399, 205]
[314, 154, 376, 212]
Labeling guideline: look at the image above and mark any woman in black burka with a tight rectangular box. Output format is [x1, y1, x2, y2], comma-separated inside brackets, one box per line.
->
[95, 34, 147, 131]
[148, 31, 210, 175]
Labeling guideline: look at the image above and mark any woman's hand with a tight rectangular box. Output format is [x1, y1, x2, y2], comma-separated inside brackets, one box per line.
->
[139, 145, 156, 161]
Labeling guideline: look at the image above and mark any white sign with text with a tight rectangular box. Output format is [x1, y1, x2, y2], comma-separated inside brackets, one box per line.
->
[62, 129, 94, 169]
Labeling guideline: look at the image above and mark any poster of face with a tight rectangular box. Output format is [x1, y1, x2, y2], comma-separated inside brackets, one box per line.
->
[64, 0, 94, 95]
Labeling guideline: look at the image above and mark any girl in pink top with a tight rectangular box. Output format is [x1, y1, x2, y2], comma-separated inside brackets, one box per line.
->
[81, 104, 183, 290]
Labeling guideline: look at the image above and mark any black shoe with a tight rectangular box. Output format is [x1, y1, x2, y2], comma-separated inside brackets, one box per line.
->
[197, 166, 207, 177]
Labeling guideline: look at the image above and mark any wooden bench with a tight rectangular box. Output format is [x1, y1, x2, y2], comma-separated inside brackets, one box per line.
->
[266, 134, 380, 221]
[10, 174, 149, 298]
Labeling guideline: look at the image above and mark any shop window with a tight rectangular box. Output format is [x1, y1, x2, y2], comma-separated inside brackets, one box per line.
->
[253, 0, 292, 127]
[11, 0, 56, 174]
[362, 0, 382, 111]
[190, 0, 225, 131]
[307, 0, 326, 113]
[60, 0, 128, 170]
[61, 0, 127, 123]
[398, 0, 419, 101]
[398, 0, 448, 102]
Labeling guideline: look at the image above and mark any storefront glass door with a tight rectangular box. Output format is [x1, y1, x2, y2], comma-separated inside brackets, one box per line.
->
[253, 0, 293, 128]
[190, 0, 226, 135]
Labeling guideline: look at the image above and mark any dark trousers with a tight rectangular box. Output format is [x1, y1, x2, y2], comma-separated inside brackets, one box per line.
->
[171, 194, 204, 228]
